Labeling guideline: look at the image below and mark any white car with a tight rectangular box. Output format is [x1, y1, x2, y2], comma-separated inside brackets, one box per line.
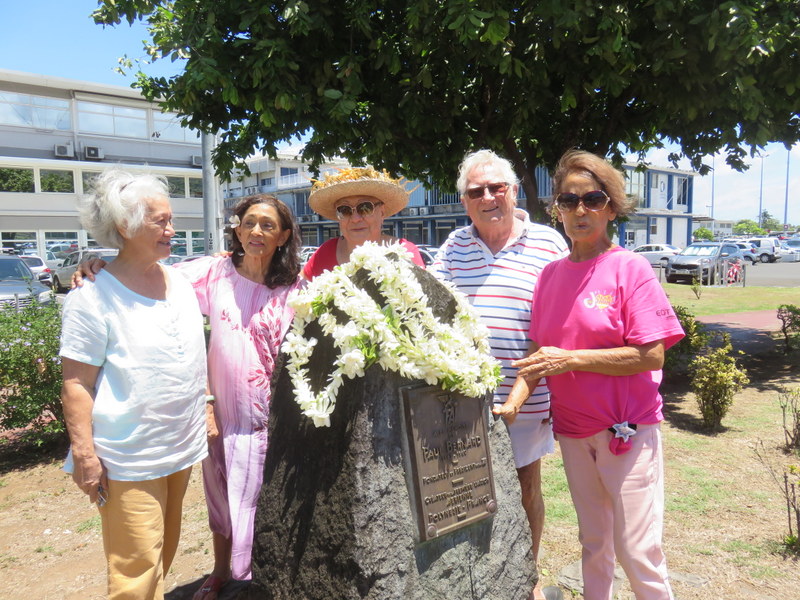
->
[19, 254, 53, 288]
[631, 244, 682, 267]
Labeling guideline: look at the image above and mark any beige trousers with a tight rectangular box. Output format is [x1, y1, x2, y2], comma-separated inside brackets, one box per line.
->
[99, 466, 193, 600]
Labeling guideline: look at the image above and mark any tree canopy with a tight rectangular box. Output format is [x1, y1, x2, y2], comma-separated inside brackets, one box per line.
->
[733, 219, 766, 235]
[758, 209, 782, 231]
[692, 226, 714, 241]
[96, 0, 800, 221]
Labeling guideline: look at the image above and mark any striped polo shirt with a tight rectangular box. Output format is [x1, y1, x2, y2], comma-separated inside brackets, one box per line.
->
[432, 210, 568, 417]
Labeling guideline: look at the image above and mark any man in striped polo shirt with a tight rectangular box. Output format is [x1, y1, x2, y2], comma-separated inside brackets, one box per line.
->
[432, 149, 568, 600]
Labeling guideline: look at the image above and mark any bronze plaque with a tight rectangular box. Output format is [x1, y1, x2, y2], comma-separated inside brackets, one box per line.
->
[399, 385, 497, 542]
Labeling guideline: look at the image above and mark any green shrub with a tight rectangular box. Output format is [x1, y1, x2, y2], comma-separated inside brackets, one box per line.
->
[690, 333, 749, 431]
[0, 297, 64, 443]
[777, 304, 800, 353]
[664, 305, 709, 376]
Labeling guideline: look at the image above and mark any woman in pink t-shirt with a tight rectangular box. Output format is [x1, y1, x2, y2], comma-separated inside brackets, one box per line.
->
[502, 150, 684, 600]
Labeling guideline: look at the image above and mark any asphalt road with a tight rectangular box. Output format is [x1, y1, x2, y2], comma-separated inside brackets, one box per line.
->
[738, 259, 800, 287]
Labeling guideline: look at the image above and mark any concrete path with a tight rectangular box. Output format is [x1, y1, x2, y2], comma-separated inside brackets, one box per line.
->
[695, 309, 784, 354]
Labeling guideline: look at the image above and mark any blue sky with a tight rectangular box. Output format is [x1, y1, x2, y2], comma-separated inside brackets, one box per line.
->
[2, 0, 797, 227]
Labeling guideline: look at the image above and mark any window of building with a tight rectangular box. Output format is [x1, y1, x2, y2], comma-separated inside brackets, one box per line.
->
[81, 171, 102, 193]
[45, 234, 80, 259]
[40, 169, 75, 193]
[189, 178, 203, 198]
[77, 101, 148, 138]
[152, 111, 200, 143]
[1, 231, 36, 254]
[0, 92, 71, 130]
[280, 167, 298, 176]
[166, 176, 186, 198]
[675, 176, 688, 206]
[625, 168, 646, 207]
[260, 177, 274, 186]
[0, 167, 34, 192]
[650, 220, 658, 235]
[191, 231, 204, 254]
[625, 231, 636, 247]
[172, 232, 187, 255]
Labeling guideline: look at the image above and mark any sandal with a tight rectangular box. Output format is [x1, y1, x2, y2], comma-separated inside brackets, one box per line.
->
[193, 575, 227, 600]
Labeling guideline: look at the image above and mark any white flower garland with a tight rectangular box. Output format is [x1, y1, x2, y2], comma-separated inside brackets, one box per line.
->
[282, 242, 502, 427]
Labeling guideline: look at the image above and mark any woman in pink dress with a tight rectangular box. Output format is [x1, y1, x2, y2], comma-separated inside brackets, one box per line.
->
[182, 195, 303, 599]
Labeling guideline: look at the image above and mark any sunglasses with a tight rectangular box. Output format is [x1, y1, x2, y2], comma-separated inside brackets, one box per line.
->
[464, 182, 509, 200]
[335, 200, 383, 219]
[554, 190, 610, 213]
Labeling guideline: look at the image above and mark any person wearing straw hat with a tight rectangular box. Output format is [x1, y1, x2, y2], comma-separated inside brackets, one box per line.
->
[303, 167, 425, 279]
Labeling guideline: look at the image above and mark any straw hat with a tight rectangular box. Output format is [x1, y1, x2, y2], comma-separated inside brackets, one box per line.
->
[308, 167, 410, 221]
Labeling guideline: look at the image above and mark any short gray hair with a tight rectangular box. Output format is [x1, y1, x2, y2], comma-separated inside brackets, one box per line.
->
[79, 170, 169, 248]
[456, 149, 519, 195]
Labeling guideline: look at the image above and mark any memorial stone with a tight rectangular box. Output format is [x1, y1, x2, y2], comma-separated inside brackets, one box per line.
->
[243, 266, 536, 599]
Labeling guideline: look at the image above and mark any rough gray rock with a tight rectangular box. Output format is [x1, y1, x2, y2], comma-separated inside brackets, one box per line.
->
[243, 265, 536, 599]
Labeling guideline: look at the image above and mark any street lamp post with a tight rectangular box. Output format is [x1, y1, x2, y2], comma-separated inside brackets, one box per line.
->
[758, 153, 767, 227]
[784, 148, 791, 232]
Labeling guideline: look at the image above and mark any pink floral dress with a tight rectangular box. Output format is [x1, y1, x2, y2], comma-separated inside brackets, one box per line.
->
[176, 256, 301, 580]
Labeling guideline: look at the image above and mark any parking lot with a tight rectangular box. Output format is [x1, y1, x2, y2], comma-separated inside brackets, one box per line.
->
[652, 258, 799, 288]
[730, 260, 800, 287]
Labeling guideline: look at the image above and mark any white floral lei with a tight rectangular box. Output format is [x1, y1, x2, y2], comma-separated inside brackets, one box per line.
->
[282, 242, 502, 427]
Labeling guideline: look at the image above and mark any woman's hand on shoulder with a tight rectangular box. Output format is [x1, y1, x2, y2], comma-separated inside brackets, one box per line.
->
[70, 258, 107, 289]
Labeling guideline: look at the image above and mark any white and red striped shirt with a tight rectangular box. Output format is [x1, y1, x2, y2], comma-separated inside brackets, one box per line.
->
[433, 210, 568, 417]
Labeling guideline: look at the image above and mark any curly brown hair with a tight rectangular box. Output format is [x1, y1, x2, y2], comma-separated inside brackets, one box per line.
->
[229, 195, 300, 288]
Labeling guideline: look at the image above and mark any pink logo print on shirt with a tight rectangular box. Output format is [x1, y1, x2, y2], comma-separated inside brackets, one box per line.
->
[582, 291, 614, 310]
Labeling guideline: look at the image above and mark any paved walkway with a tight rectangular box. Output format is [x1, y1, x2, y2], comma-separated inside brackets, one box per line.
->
[695, 309, 783, 354]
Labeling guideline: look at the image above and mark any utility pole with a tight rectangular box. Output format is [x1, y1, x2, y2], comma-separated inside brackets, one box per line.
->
[201, 132, 219, 254]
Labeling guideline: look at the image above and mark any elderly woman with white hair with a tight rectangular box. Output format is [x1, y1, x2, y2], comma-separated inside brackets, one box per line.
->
[60, 169, 209, 599]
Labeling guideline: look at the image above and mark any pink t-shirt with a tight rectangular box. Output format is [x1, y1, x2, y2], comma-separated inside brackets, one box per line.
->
[529, 246, 684, 438]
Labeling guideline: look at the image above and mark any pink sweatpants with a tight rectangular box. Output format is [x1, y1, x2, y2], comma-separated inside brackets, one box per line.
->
[558, 423, 674, 600]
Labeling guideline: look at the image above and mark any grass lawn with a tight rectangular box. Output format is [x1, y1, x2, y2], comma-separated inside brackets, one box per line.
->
[661, 284, 800, 316]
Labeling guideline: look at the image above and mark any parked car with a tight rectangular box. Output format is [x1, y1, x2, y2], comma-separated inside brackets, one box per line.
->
[417, 247, 436, 267]
[631, 243, 681, 267]
[779, 240, 800, 262]
[300, 246, 318, 265]
[665, 242, 744, 285]
[745, 237, 782, 263]
[44, 250, 64, 270]
[19, 255, 53, 288]
[47, 242, 79, 259]
[53, 248, 119, 292]
[732, 242, 759, 264]
[0, 255, 53, 310]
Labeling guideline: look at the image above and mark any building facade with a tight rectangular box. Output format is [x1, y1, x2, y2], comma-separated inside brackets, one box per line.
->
[0, 69, 208, 258]
[2, 69, 699, 258]
[227, 156, 698, 250]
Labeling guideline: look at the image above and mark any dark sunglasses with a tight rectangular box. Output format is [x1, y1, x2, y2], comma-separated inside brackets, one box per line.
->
[335, 200, 383, 219]
[554, 190, 610, 213]
[464, 182, 509, 200]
